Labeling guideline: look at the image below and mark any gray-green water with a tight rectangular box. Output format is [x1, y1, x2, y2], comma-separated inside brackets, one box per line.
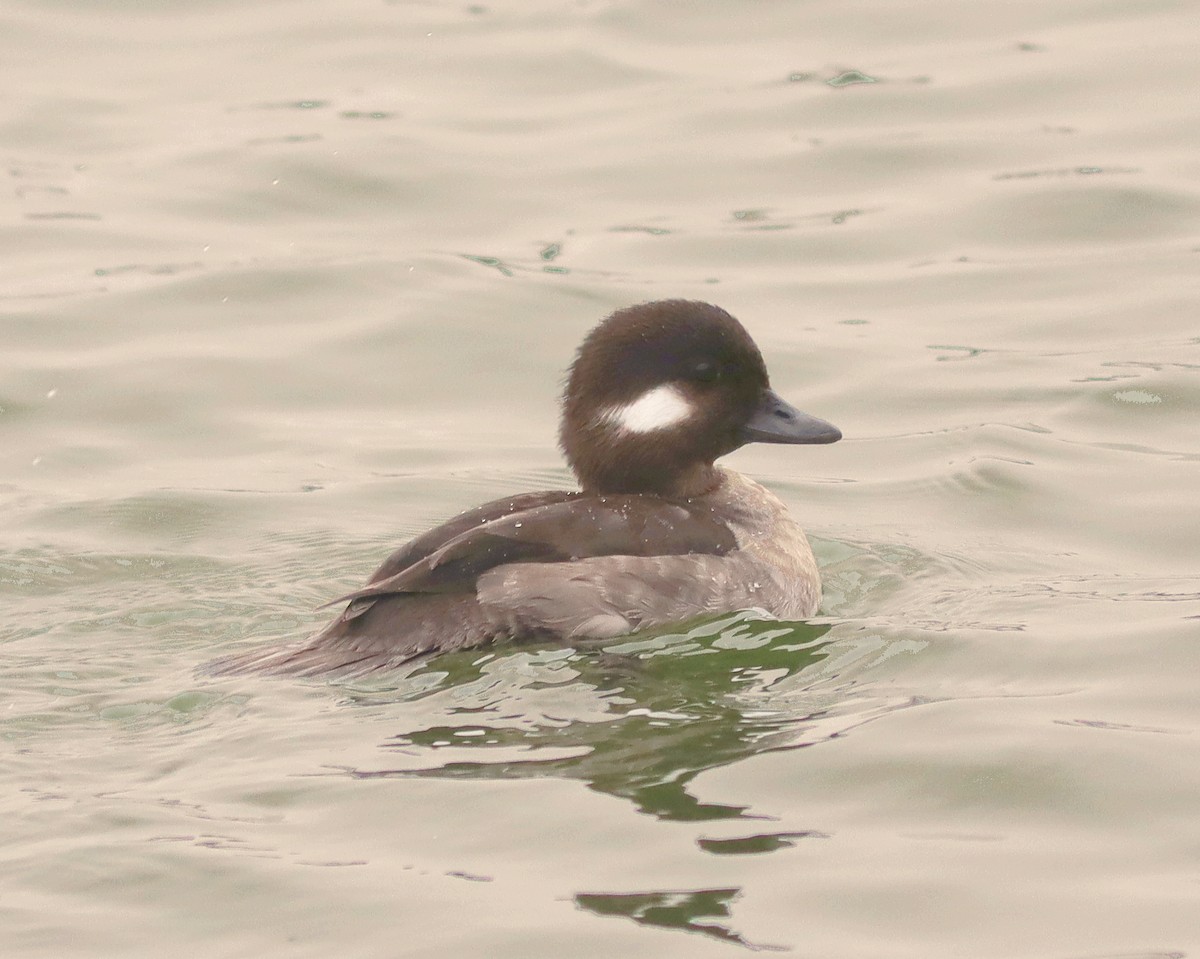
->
[4, 1, 1199, 956]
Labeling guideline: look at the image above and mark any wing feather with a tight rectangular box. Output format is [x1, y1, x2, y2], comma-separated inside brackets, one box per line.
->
[325, 493, 738, 619]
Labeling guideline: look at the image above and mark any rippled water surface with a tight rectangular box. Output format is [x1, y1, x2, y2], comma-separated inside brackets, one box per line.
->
[4, 1, 1199, 956]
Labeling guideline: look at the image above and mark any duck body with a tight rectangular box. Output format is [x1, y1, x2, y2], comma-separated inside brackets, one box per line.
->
[212, 300, 839, 677]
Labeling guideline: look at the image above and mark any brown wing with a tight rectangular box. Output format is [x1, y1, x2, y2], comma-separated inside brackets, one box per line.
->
[326, 494, 738, 619]
[363, 489, 581, 586]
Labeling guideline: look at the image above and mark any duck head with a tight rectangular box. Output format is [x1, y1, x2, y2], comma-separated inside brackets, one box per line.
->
[559, 299, 841, 497]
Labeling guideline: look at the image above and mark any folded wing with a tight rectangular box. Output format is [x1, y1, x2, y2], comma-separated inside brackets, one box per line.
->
[330, 493, 738, 620]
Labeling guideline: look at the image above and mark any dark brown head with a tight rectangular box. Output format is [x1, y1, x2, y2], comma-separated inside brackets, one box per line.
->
[559, 300, 840, 496]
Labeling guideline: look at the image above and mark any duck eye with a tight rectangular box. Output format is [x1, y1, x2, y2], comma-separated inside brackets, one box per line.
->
[689, 361, 721, 383]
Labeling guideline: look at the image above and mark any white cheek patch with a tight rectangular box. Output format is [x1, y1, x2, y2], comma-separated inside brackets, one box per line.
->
[598, 384, 694, 434]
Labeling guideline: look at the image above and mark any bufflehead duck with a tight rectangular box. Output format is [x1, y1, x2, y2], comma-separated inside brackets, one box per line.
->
[212, 300, 840, 676]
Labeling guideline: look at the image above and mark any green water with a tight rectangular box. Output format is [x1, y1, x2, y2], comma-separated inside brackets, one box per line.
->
[3, 1, 1198, 956]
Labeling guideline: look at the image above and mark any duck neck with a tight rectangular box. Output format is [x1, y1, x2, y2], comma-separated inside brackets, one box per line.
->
[577, 462, 724, 500]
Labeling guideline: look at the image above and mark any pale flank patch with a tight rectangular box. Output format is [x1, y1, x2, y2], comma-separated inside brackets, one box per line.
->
[598, 384, 693, 434]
